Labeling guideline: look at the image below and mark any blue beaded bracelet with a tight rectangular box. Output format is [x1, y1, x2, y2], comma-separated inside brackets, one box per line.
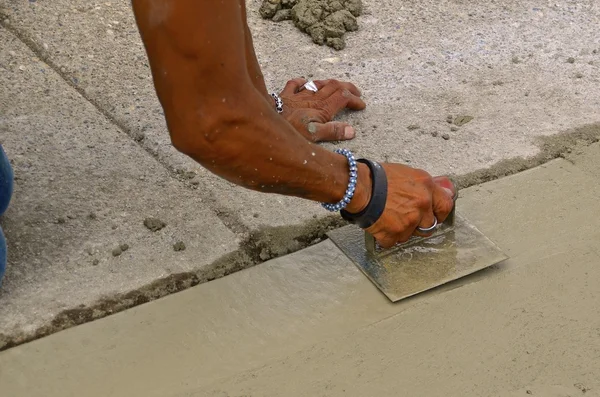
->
[321, 148, 358, 212]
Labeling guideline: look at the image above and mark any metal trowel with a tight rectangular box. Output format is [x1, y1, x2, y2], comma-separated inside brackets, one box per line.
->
[327, 189, 508, 302]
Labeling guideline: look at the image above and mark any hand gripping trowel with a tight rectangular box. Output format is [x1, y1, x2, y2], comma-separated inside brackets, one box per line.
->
[327, 187, 508, 302]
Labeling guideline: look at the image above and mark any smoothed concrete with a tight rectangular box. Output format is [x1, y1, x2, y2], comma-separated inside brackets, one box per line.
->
[1, 147, 599, 396]
[1, 0, 599, 229]
[0, 28, 238, 349]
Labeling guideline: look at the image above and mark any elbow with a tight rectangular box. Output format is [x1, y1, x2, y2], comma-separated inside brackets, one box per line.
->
[169, 127, 202, 157]
[164, 86, 267, 161]
[168, 110, 247, 164]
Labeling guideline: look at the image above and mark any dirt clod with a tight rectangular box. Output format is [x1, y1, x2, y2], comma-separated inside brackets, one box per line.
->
[112, 247, 123, 257]
[56, 217, 66, 224]
[567, 57, 576, 64]
[442, 133, 450, 140]
[407, 124, 420, 131]
[454, 115, 474, 126]
[92, 259, 100, 266]
[144, 217, 166, 232]
[260, 0, 363, 50]
[173, 241, 186, 252]
[431, 131, 439, 137]
[133, 132, 145, 142]
[450, 126, 459, 132]
[574, 383, 588, 393]
[120, 243, 129, 252]
[88, 212, 97, 220]
[273, 8, 292, 22]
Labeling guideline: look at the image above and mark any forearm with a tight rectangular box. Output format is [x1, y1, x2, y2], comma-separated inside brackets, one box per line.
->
[241, 6, 270, 100]
[131, 0, 369, 210]
[174, 86, 369, 207]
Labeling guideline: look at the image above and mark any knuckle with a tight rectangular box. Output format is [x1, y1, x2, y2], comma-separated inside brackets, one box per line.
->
[416, 195, 432, 210]
[310, 99, 327, 110]
[415, 169, 434, 183]
[437, 196, 454, 218]
[404, 212, 421, 228]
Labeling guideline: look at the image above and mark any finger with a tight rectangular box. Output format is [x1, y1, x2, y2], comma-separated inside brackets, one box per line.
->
[376, 237, 397, 249]
[307, 121, 356, 142]
[319, 90, 366, 121]
[281, 78, 308, 95]
[413, 209, 437, 237]
[432, 176, 457, 199]
[370, 230, 399, 249]
[431, 182, 455, 223]
[313, 79, 362, 97]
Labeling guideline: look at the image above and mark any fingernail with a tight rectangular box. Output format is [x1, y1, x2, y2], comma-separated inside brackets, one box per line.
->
[443, 187, 454, 198]
[344, 126, 355, 139]
[433, 176, 456, 197]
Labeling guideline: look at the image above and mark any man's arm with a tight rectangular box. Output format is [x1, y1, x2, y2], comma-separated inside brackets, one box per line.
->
[239, 1, 270, 100]
[131, 0, 370, 210]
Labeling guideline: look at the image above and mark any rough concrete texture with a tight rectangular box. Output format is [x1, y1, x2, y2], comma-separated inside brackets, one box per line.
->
[1, 147, 600, 396]
[0, 28, 239, 350]
[1, 0, 599, 231]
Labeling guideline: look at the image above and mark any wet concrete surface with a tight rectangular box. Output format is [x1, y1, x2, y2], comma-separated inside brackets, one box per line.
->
[1, 145, 600, 396]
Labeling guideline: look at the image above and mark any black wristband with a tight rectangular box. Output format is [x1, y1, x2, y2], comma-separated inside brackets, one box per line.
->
[340, 159, 387, 229]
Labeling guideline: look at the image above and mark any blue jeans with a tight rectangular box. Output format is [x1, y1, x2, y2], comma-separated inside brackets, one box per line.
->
[0, 145, 13, 287]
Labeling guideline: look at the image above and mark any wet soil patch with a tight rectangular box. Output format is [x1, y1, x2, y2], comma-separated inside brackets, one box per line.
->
[260, 0, 363, 50]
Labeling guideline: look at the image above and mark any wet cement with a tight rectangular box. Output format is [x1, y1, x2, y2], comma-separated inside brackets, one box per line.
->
[260, 0, 363, 50]
[453, 123, 600, 189]
[0, 214, 345, 352]
[2, 146, 600, 396]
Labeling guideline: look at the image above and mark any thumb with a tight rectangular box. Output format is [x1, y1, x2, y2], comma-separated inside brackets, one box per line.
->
[308, 122, 356, 142]
[432, 176, 456, 199]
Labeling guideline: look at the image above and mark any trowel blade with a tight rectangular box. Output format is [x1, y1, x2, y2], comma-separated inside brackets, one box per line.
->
[327, 211, 508, 302]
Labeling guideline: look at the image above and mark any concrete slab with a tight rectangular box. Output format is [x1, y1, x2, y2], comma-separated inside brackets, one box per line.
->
[565, 141, 600, 178]
[0, 28, 238, 350]
[1, 0, 599, 229]
[1, 147, 599, 396]
[197, 244, 600, 397]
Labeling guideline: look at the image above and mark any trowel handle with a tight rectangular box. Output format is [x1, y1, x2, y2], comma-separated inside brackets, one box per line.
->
[364, 185, 459, 254]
